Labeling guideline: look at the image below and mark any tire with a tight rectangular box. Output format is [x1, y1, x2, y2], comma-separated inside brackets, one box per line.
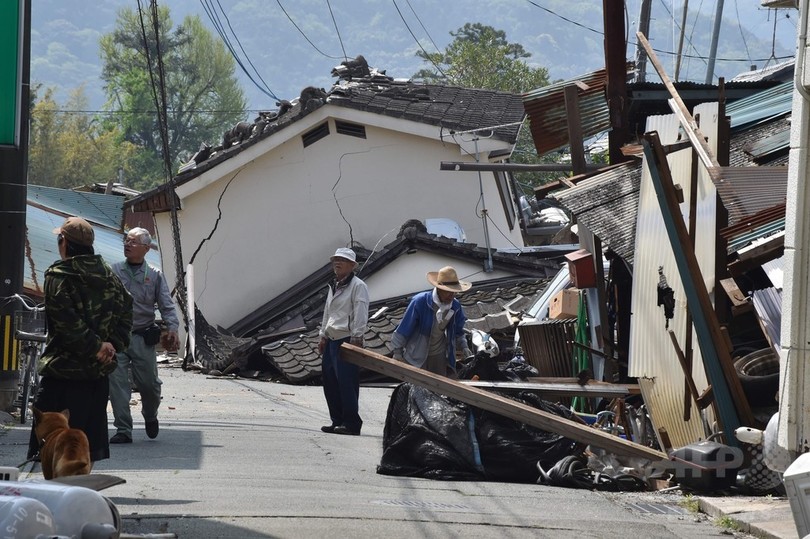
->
[734, 348, 779, 408]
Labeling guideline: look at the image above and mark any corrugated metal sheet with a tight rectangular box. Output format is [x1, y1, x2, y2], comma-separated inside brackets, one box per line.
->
[726, 81, 792, 130]
[27, 185, 124, 230]
[23, 203, 161, 296]
[752, 287, 783, 350]
[714, 166, 788, 226]
[552, 161, 641, 264]
[628, 103, 720, 448]
[745, 129, 790, 160]
[523, 68, 611, 155]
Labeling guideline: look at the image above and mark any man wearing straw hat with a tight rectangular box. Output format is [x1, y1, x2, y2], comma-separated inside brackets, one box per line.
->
[390, 266, 473, 376]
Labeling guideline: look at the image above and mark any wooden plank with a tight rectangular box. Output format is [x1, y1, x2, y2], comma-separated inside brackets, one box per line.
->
[564, 85, 587, 175]
[341, 344, 666, 461]
[635, 31, 721, 175]
[719, 277, 753, 316]
[459, 379, 640, 398]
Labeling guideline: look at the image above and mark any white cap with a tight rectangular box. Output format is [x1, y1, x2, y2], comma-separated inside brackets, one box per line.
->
[330, 247, 356, 263]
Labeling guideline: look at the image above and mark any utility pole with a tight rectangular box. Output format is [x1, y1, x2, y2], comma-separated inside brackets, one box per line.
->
[634, 0, 652, 82]
[705, 0, 725, 84]
[0, 0, 31, 408]
[603, 0, 629, 164]
[675, 0, 690, 81]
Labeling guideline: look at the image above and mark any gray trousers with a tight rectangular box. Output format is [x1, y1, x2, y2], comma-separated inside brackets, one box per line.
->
[109, 334, 162, 436]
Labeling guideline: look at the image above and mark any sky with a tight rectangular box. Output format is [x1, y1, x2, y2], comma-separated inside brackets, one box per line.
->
[30, 0, 796, 115]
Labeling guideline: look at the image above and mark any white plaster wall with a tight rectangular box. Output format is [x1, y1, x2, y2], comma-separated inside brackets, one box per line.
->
[362, 251, 516, 302]
[156, 115, 524, 328]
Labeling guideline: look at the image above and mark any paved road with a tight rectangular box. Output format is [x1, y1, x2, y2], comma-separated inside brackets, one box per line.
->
[0, 359, 752, 538]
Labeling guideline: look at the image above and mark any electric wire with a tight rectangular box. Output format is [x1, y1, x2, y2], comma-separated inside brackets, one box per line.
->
[393, 0, 447, 78]
[199, 0, 278, 100]
[213, 0, 278, 99]
[734, 0, 753, 67]
[326, 0, 348, 61]
[404, 0, 442, 54]
[391, 0, 447, 78]
[524, 0, 791, 64]
[276, 0, 342, 59]
[657, 0, 708, 70]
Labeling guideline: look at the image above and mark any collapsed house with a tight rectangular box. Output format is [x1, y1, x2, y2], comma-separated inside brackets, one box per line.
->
[125, 56, 533, 333]
[115, 52, 794, 491]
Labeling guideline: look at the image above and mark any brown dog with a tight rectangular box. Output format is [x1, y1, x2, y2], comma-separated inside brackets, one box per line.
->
[33, 408, 92, 480]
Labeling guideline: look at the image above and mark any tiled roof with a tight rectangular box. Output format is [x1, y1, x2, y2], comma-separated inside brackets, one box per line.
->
[190, 219, 562, 383]
[259, 277, 549, 384]
[126, 65, 525, 209]
[329, 81, 524, 143]
[228, 222, 564, 338]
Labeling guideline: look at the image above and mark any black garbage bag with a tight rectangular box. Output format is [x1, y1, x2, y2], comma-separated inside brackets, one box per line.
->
[500, 358, 540, 381]
[377, 383, 484, 480]
[456, 355, 507, 381]
[378, 384, 583, 483]
[475, 391, 585, 483]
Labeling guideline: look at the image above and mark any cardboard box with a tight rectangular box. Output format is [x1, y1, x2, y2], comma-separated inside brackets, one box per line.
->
[564, 249, 596, 289]
[549, 288, 580, 320]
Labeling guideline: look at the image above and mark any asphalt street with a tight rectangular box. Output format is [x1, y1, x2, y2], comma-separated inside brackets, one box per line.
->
[0, 358, 758, 538]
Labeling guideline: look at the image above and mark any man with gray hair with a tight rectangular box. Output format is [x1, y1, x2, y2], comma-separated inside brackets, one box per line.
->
[109, 227, 179, 444]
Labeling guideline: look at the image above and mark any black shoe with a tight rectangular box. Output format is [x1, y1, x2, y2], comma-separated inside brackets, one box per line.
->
[110, 433, 132, 444]
[333, 426, 361, 436]
[321, 425, 337, 433]
[145, 419, 159, 439]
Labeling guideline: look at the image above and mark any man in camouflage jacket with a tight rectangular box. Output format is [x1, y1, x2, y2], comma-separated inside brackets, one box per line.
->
[28, 217, 132, 463]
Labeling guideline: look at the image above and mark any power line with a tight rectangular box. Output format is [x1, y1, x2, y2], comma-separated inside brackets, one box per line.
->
[276, 0, 342, 59]
[213, 0, 278, 98]
[199, 0, 278, 100]
[326, 0, 348, 61]
[734, 0, 752, 66]
[392, 0, 447, 78]
[404, 0, 442, 54]
[524, 0, 791, 64]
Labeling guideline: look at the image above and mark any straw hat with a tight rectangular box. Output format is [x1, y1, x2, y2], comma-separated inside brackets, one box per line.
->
[426, 266, 471, 293]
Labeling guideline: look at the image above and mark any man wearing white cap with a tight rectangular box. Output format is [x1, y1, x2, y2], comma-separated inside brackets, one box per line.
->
[390, 266, 473, 376]
[318, 247, 369, 436]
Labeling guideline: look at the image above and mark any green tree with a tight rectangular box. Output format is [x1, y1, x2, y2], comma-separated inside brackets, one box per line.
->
[414, 23, 552, 191]
[100, 6, 247, 189]
[28, 86, 138, 189]
[413, 23, 549, 93]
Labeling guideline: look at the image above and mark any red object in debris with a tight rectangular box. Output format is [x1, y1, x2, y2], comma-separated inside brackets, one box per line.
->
[565, 249, 596, 289]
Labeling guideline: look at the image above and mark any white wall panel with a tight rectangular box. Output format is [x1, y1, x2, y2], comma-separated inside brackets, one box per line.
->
[629, 103, 720, 448]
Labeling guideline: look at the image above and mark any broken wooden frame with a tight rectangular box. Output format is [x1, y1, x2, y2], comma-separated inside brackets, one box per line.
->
[641, 132, 754, 443]
[340, 344, 666, 461]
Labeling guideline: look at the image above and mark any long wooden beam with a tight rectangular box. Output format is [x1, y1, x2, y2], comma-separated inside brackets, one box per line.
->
[636, 32, 721, 177]
[341, 344, 666, 461]
[460, 379, 640, 398]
